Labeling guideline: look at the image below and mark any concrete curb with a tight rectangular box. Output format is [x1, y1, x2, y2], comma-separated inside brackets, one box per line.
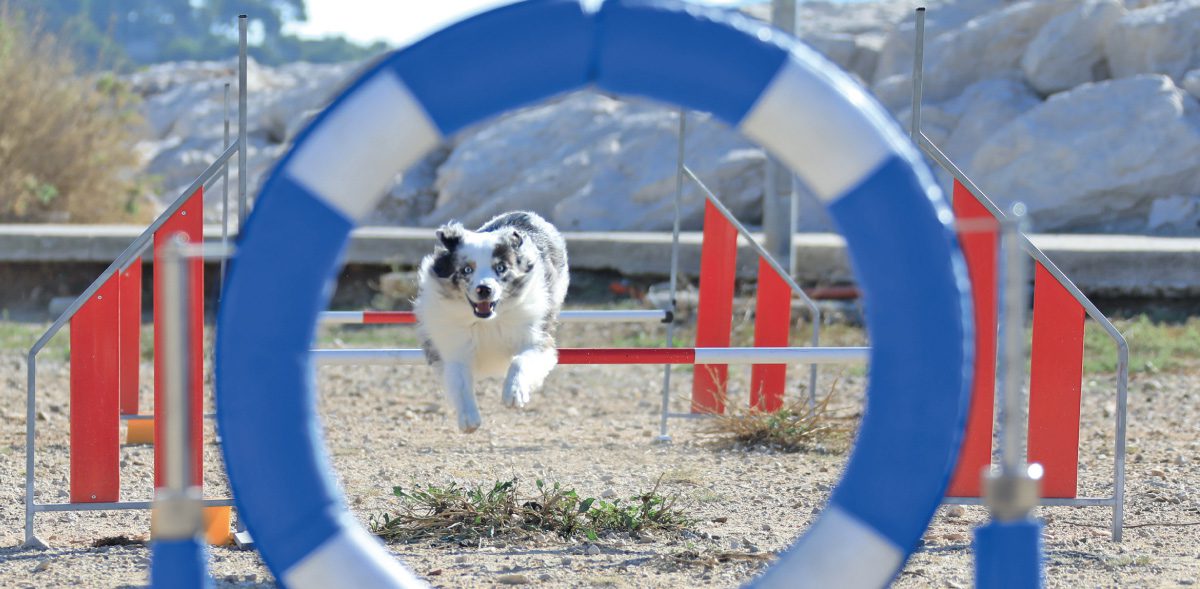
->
[0, 224, 1195, 296]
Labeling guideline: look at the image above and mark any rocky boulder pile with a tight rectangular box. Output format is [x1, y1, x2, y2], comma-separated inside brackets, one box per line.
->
[126, 0, 1200, 235]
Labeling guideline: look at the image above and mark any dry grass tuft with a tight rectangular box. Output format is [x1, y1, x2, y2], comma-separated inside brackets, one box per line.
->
[0, 5, 151, 223]
[703, 371, 855, 453]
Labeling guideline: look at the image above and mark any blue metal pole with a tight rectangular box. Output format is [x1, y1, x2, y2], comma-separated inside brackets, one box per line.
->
[974, 519, 1044, 589]
[151, 537, 212, 589]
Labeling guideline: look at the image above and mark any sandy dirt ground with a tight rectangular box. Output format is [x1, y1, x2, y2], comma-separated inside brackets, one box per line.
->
[0, 316, 1197, 588]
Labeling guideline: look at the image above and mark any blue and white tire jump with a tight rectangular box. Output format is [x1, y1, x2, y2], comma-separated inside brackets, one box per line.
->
[215, 1, 975, 587]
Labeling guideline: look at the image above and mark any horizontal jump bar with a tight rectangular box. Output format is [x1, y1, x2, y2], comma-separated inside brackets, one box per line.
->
[319, 309, 669, 325]
[33, 498, 235, 512]
[311, 347, 871, 366]
[941, 496, 1116, 507]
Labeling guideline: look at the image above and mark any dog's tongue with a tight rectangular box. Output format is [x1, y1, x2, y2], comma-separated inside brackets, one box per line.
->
[474, 301, 492, 314]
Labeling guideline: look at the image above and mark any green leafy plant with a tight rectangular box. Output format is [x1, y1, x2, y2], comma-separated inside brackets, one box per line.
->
[369, 477, 691, 545]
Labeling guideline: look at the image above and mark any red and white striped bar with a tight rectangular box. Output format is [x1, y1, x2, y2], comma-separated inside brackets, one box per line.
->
[319, 309, 669, 325]
[311, 346, 870, 366]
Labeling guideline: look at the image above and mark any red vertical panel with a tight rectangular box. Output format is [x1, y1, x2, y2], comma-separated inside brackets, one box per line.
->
[946, 180, 998, 498]
[750, 258, 790, 412]
[119, 260, 141, 415]
[1028, 262, 1086, 498]
[154, 188, 205, 489]
[691, 201, 738, 414]
[70, 275, 121, 503]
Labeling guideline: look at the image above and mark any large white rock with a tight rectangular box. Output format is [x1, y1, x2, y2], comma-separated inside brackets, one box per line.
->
[970, 75, 1200, 232]
[126, 58, 359, 219]
[871, 0, 1002, 85]
[1147, 194, 1200, 234]
[1106, 0, 1200, 84]
[422, 92, 765, 232]
[1021, 0, 1126, 95]
[874, 1, 1071, 112]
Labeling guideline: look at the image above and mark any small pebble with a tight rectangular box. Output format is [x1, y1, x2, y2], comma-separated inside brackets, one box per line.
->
[426, 569, 443, 577]
[946, 505, 966, 518]
[539, 574, 552, 582]
[1150, 469, 1167, 479]
[586, 544, 601, 556]
[496, 573, 531, 585]
[600, 488, 617, 498]
[32, 560, 49, 573]
[455, 555, 469, 564]
[943, 532, 967, 543]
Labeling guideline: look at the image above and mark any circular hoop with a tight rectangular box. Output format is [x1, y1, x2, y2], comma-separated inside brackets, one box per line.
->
[215, 2, 974, 587]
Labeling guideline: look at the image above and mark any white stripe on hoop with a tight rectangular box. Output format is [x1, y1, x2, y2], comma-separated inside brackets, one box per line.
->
[740, 56, 895, 202]
[283, 523, 425, 589]
[751, 505, 903, 588]
[286, 72, 441, 221]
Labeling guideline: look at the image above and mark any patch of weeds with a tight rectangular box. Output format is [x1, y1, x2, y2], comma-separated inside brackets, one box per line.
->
[1104, 554, 1153, 568]
[704, 371, 854, 453]
[369, 476, 691, 545]
[1085, 315, 1200, 374]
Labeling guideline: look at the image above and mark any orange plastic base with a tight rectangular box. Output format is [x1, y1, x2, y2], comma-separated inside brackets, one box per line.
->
[203, 506, 233, 546]
[125, 419, 155, 445]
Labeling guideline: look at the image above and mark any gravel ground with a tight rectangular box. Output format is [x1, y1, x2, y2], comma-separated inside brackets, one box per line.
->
[0, 317, 1197, 588]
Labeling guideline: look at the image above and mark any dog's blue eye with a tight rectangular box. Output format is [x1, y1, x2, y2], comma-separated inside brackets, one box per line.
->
[494, 263, 506, 274]
[462, 266, 473, 275]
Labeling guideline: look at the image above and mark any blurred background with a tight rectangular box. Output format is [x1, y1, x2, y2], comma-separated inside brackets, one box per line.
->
[2, 0, 1196, 237]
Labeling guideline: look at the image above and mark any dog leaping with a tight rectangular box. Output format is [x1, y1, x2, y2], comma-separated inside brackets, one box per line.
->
[414, 211, 569, 433]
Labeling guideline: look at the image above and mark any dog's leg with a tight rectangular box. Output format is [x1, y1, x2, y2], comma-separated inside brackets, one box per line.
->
[443, 361, 482, 433]
[503, 347, 557, 408]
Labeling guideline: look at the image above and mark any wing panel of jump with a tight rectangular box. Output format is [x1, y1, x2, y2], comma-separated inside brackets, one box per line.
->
[119, 260, 142, 416]
[751, 257, 791, 412]
[70, 274, 121, 503]
[214, 2, 972, 587]
[691, 200, 738, 414]
[153, 188, 204, 490]
[1027, 262, 1086, 498]
[946, 179, 998, 498]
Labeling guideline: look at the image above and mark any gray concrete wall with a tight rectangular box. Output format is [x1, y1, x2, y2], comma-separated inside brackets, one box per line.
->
[0, 224, 1196, 296]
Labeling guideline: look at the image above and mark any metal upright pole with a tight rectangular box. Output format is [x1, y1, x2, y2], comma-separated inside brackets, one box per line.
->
[657, 108, 687, 443]
[23, 353, 45, 548]
[150, 234, 209, 588]
[763, 0, 796, 269]
[975, 203, 1044, 589]
[237, 15, 249, 228]
[221, 83, 231, 296]
[910, 7, 926, 142]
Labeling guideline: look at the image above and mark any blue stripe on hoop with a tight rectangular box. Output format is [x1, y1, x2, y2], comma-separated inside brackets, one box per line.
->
[826, 155, 974, 554]
[386, 0, 594, 136]
[215, 177, 353, 574]
[595, 0, 789, 126]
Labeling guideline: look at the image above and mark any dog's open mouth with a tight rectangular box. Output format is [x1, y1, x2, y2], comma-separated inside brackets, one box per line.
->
[469, 299, 497, 319]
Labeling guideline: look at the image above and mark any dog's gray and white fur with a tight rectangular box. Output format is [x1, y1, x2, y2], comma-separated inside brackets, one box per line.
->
[414, 211, 569, 432]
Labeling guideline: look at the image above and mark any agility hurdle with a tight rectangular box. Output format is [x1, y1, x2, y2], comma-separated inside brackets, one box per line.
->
[905, 7, 1128, 540]
[22, 17, 251, 550]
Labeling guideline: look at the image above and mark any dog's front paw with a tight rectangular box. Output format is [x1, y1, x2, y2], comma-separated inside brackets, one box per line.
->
[457, 408, 482, 433]
[502, 378, 531, 409]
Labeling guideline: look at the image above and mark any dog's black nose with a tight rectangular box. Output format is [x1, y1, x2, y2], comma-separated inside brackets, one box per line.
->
[475, 284, 492, 299]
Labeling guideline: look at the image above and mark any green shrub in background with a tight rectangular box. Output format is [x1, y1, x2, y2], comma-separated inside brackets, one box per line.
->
[0, 7, 151, 223]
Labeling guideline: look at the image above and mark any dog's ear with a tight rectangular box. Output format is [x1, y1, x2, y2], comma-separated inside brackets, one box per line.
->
[435, 222, 464, 251]
[507, 229, 523, 248]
